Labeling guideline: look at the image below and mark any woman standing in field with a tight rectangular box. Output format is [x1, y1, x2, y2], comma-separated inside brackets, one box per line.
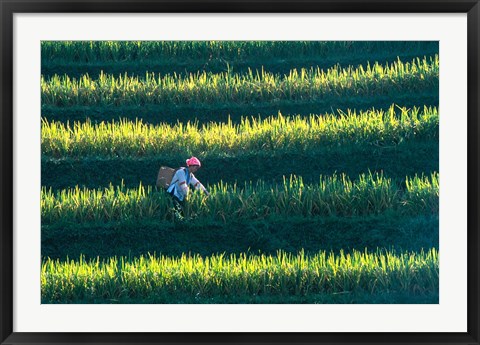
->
[167, 156, 210, 220]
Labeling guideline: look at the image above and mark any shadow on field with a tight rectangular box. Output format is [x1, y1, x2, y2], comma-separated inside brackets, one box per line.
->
[42, 141, 439, 190]
[42, 214, 438, 261]
[41, 94, 439, 125]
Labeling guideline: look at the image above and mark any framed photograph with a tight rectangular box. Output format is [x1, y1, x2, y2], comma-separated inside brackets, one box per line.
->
[1, 1, 479, 344]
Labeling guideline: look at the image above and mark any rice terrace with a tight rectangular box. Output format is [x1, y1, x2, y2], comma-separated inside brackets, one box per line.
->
[41, 41, 439, 304]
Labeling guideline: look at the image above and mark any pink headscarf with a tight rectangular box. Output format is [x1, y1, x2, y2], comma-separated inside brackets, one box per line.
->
[186, 156, 201, 167]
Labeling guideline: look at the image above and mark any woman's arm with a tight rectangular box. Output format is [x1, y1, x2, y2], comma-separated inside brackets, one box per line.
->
[190, 174, 209, 195]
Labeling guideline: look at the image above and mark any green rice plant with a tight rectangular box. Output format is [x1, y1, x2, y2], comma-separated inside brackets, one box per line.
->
[41, 41, 438, 64]
[404, 172, 439, 214]
[41, 248, 439, 303]
[41, 105, 438, 158]
[41, 172, 439, 224]
[41, 56, 438, 107]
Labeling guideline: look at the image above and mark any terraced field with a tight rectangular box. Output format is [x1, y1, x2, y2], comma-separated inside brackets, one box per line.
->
[41, 41, 439, 304]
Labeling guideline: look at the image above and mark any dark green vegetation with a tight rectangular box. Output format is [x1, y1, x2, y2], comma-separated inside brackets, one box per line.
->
[43, 215, 438, 261]
[42, 41, 440, 78]
[42, 94, 439, 124]
[41, 41, 439, 304]
[42, 141, 438, 190]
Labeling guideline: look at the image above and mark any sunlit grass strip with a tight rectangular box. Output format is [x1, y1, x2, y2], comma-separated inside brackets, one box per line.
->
[41, 105, 438, 158]
[41, 248, 439, 303]
[41, 56, 438, 107]
[41, 173, 439, 223]
[41, 41, 438, 63]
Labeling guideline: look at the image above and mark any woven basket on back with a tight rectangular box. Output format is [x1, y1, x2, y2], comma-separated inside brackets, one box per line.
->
[156, 166, 176, 189]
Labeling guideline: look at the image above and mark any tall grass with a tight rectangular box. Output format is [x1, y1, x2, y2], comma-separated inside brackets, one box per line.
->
[41, 56, 438, 107]
[41, 248, 439, 303]
[41, 41, 439, 64]
[41, 173, 439, 223]
[41, 105, 438, 158]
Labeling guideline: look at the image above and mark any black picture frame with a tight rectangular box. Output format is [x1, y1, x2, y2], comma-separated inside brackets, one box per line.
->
[1, 1, 479, 344]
